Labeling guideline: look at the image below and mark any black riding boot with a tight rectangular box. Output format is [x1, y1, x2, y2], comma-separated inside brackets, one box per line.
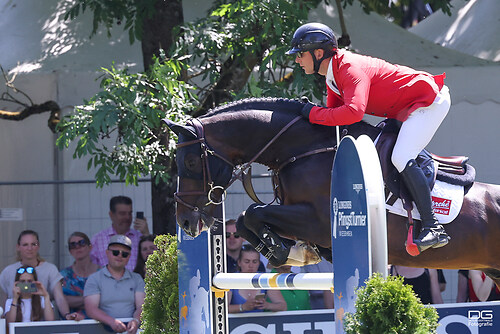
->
[401, 160, 450, 252]
[257, 225, 290, 266]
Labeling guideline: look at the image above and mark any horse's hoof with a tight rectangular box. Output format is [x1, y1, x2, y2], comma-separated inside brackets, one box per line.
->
[285, 241, 321, 266]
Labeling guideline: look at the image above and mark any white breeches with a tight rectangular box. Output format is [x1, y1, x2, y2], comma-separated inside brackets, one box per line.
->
[391, 85, 451, 173]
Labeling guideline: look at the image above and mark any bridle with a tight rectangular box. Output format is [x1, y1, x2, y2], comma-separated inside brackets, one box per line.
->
[174, 118, 234, 214]
[174, 115, 338, 220]
[174, 116, 303, 214]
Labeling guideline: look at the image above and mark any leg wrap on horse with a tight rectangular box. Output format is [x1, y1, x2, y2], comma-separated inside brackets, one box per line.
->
[236, 215, 284, 267]
[257, 225, 290, 266]
[401, 159, 450, 252]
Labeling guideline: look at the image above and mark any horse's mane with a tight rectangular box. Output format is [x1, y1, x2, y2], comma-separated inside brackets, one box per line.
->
[202, 97, 305, 117]
[200, 96, 380, 140]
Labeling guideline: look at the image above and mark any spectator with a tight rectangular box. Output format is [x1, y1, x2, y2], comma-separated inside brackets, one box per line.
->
[437, 269, 447, 292]
[271, 265, 311, 311]
[226, 219, 265, 273]
[227, 245, 286, 313]
[226, 220, 244, 273]
[0, 230, 78, 320]
[90, 196, 150, 271]
[133, 235, 157, 279]
[456, 270, 469, 303]
[468, 270, 500, 302]
[301, 259, 334, 309]
[60, 232, 100, 318]
[84, 235, 145, 334]
[4, 266, 54, 323]
[390, 265, 443, 304]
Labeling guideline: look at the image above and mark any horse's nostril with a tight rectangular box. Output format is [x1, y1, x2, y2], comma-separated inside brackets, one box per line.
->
[183, 220, 190, 230]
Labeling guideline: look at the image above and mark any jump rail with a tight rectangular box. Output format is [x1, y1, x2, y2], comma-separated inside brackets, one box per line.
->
[212, 272, 334, 290]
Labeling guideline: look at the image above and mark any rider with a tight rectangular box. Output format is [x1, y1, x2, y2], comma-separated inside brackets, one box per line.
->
[287, 22, 450, 253]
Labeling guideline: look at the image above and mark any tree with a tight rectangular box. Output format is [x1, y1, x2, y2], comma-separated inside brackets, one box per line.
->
[57, 0, 323, 235]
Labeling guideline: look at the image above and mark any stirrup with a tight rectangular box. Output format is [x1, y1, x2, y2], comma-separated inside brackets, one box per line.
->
[415, 226, 450, 252]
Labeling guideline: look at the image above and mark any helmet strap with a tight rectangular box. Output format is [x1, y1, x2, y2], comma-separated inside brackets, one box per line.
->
[310, 49, 337, 74]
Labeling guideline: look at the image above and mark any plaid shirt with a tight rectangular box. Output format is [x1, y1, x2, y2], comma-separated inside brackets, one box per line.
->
[90, 226, 142, 271]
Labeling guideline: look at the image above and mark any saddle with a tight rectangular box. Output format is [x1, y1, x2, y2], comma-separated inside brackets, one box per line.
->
[375, 119, 476, 256]
[375, 119, 475, 211]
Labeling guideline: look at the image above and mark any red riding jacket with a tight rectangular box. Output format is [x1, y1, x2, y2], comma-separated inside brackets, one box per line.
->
[309, 50, 446, 126]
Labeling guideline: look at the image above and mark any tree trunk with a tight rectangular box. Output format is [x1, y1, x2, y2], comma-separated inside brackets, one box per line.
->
[141, 0, 184, 70]
[141, 0, 184, 235]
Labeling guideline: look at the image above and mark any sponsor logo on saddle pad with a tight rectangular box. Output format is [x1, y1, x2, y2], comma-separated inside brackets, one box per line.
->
[432, 196, 452, 215]
[386, 180, 464, 224]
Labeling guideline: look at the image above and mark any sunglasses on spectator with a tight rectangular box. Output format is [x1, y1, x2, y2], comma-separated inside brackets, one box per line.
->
[109, 249, 130, 258]
[68, 239, 89, 250]
[17, 267, 35, 274]
[226, 232, 240, 239]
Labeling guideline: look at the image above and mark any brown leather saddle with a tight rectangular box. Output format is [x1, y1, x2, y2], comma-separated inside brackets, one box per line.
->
[375, 119, 475, 211]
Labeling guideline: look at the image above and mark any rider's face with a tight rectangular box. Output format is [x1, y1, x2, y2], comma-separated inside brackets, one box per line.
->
[295, 51, 316, 75]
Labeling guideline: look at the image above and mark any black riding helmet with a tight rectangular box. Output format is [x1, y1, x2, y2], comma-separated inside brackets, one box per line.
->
[286, 22, 338, 73]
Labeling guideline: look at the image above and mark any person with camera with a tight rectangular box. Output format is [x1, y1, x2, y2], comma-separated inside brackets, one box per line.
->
[90, 196, 150, 271]
[84, 235, 145, 334]
[4, 266, 54, 323]
[0, 230, 79, 320]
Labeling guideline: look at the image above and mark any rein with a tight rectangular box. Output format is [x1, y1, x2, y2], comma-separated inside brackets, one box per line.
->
[174, 115, 337, 212]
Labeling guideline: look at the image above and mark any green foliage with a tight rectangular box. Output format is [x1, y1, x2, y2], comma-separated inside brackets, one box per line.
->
[57, 0, 327, 186]
[64, 0, 157, 43]
[343, 273, 439, 334]
[175, 0, 324, 102]
[141, 234, 179, 333]
[55, 54, 195, 187]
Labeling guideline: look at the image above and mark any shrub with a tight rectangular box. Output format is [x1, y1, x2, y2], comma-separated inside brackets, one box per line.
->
[141, 234, 179, 333]
[343, 273, 439, 334]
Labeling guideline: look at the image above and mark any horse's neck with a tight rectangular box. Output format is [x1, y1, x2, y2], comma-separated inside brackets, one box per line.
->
[203, 112, 303, 167]
[203, 112, 380, 168]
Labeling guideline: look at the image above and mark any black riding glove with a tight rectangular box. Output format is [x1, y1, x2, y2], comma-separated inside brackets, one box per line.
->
[300, 102, 315, 120]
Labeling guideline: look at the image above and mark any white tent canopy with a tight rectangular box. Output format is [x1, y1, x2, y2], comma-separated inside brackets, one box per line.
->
[410, 0, 500, 62]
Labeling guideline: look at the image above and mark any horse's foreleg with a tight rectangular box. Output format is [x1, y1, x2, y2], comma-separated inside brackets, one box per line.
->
[235, 214, 280, 266]
[240, 203, 326, 266]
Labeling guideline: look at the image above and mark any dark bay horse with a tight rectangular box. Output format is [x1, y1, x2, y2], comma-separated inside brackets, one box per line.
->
[165, 98, 500, 286]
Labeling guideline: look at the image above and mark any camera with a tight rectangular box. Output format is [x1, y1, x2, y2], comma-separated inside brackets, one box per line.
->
[16, 282, 37, 293]
[136, 211, 144, 219]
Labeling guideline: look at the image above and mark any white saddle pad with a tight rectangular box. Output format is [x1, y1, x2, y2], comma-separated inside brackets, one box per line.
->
[385, 180, 464, 224]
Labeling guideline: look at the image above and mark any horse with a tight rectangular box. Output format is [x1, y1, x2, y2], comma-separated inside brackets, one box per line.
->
[165, 97, 500, 286]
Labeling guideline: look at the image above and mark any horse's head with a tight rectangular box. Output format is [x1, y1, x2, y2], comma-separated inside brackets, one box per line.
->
[164, 118, 234, 237]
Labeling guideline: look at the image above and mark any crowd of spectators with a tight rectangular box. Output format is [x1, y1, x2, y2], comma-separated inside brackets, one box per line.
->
[0, 196, 156, 334]
[2, 205, 499, 330]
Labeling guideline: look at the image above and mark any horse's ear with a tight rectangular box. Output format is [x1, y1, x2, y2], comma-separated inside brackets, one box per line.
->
[163, 118, 196, 138]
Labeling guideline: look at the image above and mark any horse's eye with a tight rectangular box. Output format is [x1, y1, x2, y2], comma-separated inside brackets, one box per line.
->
[184, 153, 201, 172]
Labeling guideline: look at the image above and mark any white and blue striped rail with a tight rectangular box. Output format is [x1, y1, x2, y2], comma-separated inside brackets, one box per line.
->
[212, 272, 334, 290]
